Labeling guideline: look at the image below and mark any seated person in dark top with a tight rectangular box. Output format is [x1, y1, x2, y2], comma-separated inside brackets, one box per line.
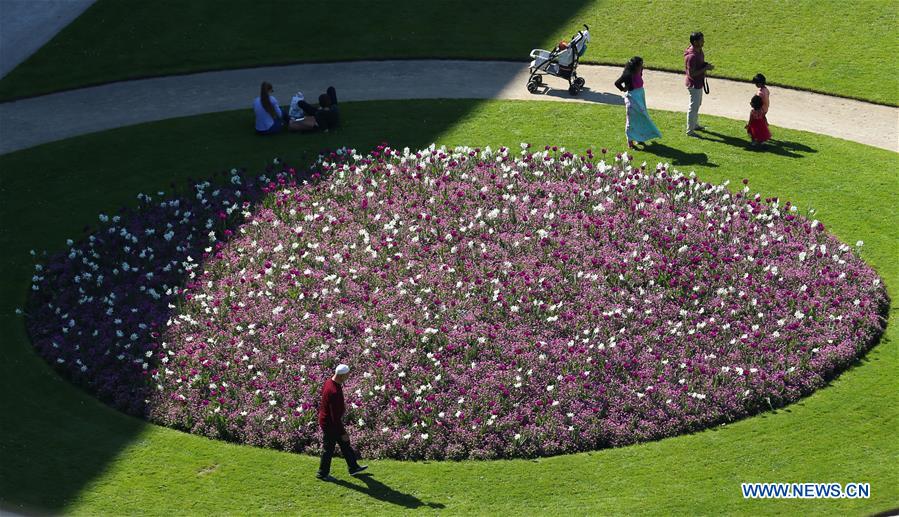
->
[297, 86, 339, 132]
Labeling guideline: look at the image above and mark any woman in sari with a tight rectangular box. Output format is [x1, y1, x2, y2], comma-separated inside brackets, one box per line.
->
[614, 56, 662, 149]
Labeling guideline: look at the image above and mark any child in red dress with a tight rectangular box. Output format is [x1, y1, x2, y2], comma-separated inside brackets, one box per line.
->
[746, 95, 771, 146]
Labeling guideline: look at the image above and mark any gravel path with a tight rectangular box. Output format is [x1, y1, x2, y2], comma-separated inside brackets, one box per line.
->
[1, 60, 896, 154]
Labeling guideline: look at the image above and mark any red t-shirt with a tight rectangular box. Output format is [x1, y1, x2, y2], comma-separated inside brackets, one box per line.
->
[318, 378, 346, 434]
[684, 46, 705, 88]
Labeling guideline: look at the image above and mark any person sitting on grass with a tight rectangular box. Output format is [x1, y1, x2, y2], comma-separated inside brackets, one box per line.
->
[746, 94, 771, 147]
[288, 90, 317, 131]
[253, 81, 288, 135]
[296, 86, 340, 132]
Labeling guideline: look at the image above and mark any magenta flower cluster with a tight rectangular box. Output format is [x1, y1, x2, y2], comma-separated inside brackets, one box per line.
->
[26, 145, 888, 460]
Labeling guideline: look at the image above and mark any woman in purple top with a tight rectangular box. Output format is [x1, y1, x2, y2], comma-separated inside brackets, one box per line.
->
[614, 56, 662, 149]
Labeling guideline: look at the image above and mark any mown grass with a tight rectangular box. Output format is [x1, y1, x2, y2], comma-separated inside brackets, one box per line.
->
[0, 0, 896, 104]
[0, 100, 896, 515]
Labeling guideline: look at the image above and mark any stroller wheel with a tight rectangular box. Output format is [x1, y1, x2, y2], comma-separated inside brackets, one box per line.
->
[574, 77, 585, 88]
[527, 81, 539, 94]
[533, 75, 543, 85]
[568, 84, 579, 96]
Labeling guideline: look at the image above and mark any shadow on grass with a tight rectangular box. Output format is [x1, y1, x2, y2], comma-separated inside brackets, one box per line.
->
[694, 129, 817, 158]
[641, 141, 718, 168]
[769, 139, 817, 154]
[331, 474, 445, 509]
[0, 4, 594, 513]
[537, 85, 625, 105]
[1, 103, 468, 514]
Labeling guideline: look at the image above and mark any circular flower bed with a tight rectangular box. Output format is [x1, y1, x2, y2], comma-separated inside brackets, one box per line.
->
[26, 145, 888, 459]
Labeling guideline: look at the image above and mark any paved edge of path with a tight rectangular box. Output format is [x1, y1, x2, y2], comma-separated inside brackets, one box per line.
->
[0, 60, 896, 155]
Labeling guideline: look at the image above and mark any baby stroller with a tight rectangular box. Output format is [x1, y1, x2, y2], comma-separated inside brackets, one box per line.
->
[527, 24, 590, 96]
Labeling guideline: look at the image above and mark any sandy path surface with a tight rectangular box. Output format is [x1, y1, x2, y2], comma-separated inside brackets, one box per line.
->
[1, 60, 896, 154]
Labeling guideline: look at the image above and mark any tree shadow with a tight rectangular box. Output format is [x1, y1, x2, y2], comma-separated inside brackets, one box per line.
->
[695, 129, 816, 159]
[331, 474, 445, 509]
[640, 141, 718, 168]
[0, 2, 595, 513]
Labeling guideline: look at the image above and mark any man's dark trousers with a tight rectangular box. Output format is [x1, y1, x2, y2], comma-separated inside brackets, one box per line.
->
[318, 429, 361, 475]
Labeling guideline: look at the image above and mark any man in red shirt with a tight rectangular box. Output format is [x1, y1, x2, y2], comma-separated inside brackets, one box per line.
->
[684, 31, 715, 136]
[316, 363, 368, 480]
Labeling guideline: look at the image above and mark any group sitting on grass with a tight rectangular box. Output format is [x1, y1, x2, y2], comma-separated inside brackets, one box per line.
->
[253, 81, 339, 135]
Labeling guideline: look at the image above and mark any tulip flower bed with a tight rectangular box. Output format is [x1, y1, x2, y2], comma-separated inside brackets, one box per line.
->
[25, 144, 888, 460]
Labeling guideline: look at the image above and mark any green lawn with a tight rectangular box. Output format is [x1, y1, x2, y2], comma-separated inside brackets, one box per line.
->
[1, 99, 897, 515]
[0, 0, 896, 104]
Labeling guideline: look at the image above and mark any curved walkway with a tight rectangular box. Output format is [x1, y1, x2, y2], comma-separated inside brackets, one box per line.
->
[1, 60, 896, 154]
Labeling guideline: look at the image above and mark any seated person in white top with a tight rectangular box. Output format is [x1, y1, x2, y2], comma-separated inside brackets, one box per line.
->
[288, 90, 317, 131]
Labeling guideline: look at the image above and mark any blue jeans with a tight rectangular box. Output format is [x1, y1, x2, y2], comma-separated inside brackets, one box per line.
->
[256, 106, 290, 135]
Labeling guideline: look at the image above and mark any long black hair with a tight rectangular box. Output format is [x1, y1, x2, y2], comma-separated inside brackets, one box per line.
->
[750, 95, 763, 110]
[614, 56, 644, 92]
[623, 56, 643, 77]
[259, 81, 277, 119]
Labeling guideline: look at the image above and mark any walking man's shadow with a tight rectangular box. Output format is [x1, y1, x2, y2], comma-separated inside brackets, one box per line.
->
[332, 474, 445, 509]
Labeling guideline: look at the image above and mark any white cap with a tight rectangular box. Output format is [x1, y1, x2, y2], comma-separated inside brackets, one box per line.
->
[335, 364, 350, 375]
